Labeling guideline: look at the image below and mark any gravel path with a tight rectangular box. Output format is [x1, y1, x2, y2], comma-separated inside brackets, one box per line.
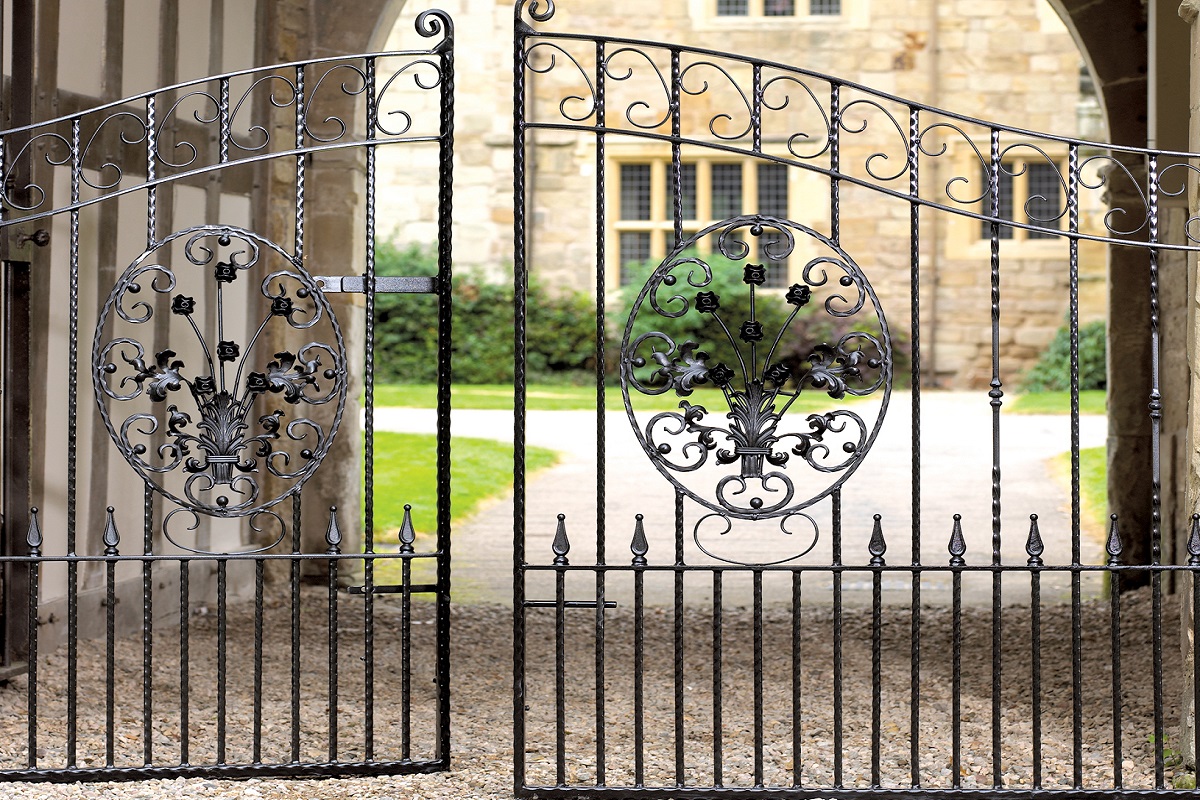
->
[0, 394, 1147, 798]
[0, 586, 1187, 798]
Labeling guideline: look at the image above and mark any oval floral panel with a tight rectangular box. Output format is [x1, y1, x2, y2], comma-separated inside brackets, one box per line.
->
[92, 225, 347, 518]
[620, 215, 892, 521]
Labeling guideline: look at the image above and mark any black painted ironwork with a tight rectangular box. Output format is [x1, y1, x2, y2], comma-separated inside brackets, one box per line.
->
[513, 1, 1200, 797]
[0, 9, 455, 783]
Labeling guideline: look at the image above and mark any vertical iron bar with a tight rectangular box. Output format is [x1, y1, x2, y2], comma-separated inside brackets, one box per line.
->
[869, 516, 886, 789]
[871, 564, 882, 788]
[593, 36, 607, 787]
[25, 512, 39, 769]
[1148, 153, 1165, 788]
[433, 30, 456, 765]
[141, 485, 153, 766]
[294, 64, 305, 261]
[1031, 563, 1042, 788]
[830, 84, 840, 246]
[218, 77, 230, 164]
[513, 11, 530, 791]
[713, 570, 723, 787]
[751, 63, 762, 154]
[670, 48, 681, 248]
[401, 543, 413, 760]
[754, 569, 765, 788]
[328, 548, 339, 762]
[217, 558, 227, 765]
[634, 562, 645, 787]
[556, 562, 567, 786]
[988, 127, 1004, 788]
[1110, 518, 1124, 789]
[253, 558, 264, 764]
[179, 559, 189, 765]
[65, 114, 81, 768]
[907, 105, 922, 790]
[290, 495, 301, 763]
[792, 570, 802, 788]
[832, 488, 843, 788]
[363, 54, 378, 763]
[1069, 142, 1084, 790]
[146, 95, 156, 249]
[675, 490, 685, 787]
[952, 558, 962, 789]
[106, 553, 117, 766]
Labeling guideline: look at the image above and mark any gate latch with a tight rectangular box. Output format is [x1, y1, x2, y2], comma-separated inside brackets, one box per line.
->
[2, 223, 50, 261]
[316, 275, 437, 294]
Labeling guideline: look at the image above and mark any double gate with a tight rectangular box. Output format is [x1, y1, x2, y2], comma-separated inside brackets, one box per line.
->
[3, 0, 1200, 796]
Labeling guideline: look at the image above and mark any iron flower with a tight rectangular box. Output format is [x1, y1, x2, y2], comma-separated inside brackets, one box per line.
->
[216, 340, 240, 362]
[785, 283, 812, 307]
[694, 291, 721, 313]
[171, 294, 196, 315]
[743, 263, 766, 285]
[739, 320, 765, 343]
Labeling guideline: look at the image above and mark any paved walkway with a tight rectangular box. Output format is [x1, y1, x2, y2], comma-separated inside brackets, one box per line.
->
[374, 391, 1107, 607]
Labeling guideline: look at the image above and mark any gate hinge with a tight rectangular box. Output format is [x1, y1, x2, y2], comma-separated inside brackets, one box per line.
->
[315, 275, 438, 294]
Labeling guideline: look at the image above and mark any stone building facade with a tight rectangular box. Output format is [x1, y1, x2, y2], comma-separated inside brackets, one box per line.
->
[379, 0, 1107, 389]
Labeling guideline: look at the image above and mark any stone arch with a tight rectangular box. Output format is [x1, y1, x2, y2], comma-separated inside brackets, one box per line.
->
[1041, 0, 1157, 581]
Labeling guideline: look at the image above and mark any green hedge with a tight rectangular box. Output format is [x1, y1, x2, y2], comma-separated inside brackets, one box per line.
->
[373, 242, 596, 384]
[1021, 319, 1107, 392]
[372, 241, 908, 387]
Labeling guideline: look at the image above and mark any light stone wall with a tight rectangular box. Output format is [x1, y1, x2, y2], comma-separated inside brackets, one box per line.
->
[377, 0, 1106, 388]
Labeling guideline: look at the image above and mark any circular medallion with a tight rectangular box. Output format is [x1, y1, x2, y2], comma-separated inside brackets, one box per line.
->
[92, 225, 347, 517]
[619, 215, 891, 522]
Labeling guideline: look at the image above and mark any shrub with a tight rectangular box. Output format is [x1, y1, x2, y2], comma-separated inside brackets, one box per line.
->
[1021, 319, 1107, 392]
[609, 250, 909, 391]
[372, 241, 596, 384]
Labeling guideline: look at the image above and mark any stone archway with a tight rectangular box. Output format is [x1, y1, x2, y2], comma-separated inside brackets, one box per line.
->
[253, 0, 411, 560]
[1043, 0, 1161, 581]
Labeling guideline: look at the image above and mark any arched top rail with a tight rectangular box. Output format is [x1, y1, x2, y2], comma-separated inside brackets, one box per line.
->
[516, 0, 1200, 250]
[0, 6, 454, 227]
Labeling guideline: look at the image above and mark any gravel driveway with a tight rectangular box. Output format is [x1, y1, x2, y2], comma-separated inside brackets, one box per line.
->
[2, 391, 1167, 799]
[0, 589, 1184, 798]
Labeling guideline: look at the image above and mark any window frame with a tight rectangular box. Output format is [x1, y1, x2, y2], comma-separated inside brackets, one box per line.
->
[715, 0, 841, 16]
[978, 155, 1068, 243]
[609, 155, 795, 289]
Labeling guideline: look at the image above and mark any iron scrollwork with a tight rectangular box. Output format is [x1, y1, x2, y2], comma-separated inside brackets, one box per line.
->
[620, 216, 891, 541]
[92, 225, 347, 517]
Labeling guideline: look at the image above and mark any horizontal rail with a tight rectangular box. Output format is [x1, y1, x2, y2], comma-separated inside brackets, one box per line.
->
[317, 276, 438, 294]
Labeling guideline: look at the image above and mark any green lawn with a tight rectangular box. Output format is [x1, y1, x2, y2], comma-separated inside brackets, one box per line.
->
[1007, 390, 1106, 416]
[373, 382, 862, 413]
[369, 431, 557, 586]
[1051, 445, 1107, 539]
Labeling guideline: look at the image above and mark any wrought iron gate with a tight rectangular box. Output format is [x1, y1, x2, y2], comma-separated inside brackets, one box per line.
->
[513, 1, 1200, 796]
[0, 10, 454, 782]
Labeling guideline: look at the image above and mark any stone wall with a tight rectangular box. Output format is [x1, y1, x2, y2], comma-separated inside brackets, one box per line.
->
[378, 0, 1104, 389]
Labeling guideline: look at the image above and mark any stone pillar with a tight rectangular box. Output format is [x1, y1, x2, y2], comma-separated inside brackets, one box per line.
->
[1178, 0, 1200, 771]
[252, 0, 367, 578]
[1105, 160, 1155, 584]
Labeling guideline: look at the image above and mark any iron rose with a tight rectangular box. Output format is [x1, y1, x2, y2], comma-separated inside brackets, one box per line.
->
[171, 294, 196, 315]
[216, 340, 240, 362]
[739, 320, 765, 342]
[785, 284, 812, 307]
[743, 263, 766, 285]
[694, 291, 721, 313]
